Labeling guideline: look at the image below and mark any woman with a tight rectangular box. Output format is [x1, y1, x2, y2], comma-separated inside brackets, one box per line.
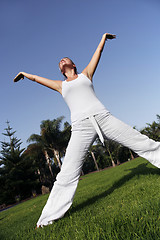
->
[14, 33, 160, 227]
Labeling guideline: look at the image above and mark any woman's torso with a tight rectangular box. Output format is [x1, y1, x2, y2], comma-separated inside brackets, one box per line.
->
[62, 73, 108, 123]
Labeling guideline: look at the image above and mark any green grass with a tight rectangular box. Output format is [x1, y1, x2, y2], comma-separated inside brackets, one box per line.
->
[1, 157, 160, 240]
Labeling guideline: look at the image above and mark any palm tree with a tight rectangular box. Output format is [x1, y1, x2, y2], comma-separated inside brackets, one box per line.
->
[89, 145, 100, 171]
[27, 132, 54, 177]
[105, 143, 116, 167]
[23, 143, 59, 189]
[27, 116, 71, 170]
[90, 151, 100, 171]
[24, 143, 51, 182]
[39, 117, 71, 168]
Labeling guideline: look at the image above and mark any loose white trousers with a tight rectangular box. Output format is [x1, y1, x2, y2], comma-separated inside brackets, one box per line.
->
[37, 111, 160, 227]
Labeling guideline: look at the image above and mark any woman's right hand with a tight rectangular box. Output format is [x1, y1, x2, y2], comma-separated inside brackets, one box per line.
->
[13, 72, 25, 82]
[103, 33, 116, 40]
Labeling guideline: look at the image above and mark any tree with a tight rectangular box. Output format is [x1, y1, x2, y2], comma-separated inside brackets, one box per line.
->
[141, 115, 160, 141]
[0, 122, 37, 205]
[23, 143, 59, 190]
[95, 138, 116, 167]
[90, 150, 100, 171]
[83, 141, 111, 173]
[27, 117, 71, 170]
[105, 140, 116, 167]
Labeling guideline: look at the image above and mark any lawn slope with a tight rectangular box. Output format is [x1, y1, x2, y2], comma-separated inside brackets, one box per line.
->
[1, 157, 160, 240]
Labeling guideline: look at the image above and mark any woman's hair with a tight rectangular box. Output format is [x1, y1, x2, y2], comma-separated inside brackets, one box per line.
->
[59, 57, 78, 79]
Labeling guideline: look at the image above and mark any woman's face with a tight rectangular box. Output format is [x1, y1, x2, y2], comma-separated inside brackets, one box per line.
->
[59, 58, 75, 74]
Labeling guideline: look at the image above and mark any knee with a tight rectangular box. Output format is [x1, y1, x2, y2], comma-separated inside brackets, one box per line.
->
[55, 170, 80, 186]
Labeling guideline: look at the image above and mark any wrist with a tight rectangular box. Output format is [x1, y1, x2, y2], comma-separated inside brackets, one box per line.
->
[102, 34, 107, 40]
[21, 72, 25, 79]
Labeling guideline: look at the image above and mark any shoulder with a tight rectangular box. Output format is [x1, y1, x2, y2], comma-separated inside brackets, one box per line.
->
[81, 70, 92, 82]
[53, 80, 63, 88]
[52, 80, 63, 94]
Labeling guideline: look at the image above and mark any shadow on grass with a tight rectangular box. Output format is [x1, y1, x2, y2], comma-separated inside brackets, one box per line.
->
[70, 162, 160, 214]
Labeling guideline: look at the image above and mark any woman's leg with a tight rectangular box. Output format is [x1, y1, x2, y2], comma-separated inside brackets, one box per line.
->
[95, 112, 160, 168]
[37, 119, 97, 227]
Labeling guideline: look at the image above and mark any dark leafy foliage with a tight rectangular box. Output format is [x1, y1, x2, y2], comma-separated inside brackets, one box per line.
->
[141, 115, 160, 141]
[0, 122, 38, 205]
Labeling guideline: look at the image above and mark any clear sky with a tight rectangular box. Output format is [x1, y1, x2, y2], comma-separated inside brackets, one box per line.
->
[0, 0, 160, 149]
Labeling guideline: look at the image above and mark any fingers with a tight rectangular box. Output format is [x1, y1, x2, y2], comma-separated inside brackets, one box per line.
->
[106, 34, 116, 39]
[13, 75, 20, 82]
[110, 34, 116, 39]
[104, 33, 116, 40]
[13, 73, 24, 82]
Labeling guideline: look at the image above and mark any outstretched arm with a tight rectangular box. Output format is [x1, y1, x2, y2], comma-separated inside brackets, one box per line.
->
[13, 72, 62, 94]
[82, 33, 116, 81]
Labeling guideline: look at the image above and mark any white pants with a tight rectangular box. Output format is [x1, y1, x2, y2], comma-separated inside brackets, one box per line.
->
[37, 111, 160, 227]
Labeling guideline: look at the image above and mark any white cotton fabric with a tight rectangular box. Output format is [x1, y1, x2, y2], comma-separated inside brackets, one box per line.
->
[36, 73, 160, 227]
[37, 111, 160, 227]
[62, 73, 107, 123]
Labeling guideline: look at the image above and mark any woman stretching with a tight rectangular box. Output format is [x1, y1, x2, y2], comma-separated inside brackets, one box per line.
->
[14, 33, 160, 227]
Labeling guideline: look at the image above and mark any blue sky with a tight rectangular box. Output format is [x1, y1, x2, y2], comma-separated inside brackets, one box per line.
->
[0, 0, 160, 149]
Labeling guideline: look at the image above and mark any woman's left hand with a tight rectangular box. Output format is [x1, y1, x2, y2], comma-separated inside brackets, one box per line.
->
[13, 72, 25, 82]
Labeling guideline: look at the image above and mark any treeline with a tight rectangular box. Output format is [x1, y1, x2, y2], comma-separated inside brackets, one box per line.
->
[0, 115, 160, 206]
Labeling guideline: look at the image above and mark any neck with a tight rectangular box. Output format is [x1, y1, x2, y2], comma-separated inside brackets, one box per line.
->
[65, 69, 78, 80]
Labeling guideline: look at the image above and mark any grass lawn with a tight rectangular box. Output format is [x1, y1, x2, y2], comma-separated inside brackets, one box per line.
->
[1, 157, 160, 240]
